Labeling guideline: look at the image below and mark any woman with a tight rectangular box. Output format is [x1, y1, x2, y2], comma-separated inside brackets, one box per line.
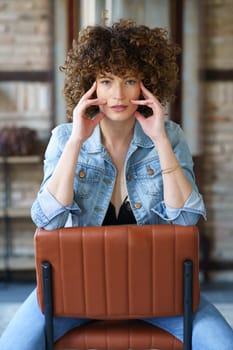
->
[0, 19, 232, 350]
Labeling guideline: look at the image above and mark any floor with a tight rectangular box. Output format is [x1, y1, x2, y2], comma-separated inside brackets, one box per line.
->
[0, 281, 233, 336]
[0, 282, 36, 336]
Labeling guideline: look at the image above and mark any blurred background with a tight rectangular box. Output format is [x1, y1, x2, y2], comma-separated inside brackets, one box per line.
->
[0, 0, 233, 334]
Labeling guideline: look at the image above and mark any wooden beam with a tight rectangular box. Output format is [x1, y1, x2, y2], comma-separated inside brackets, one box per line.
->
[66, 0, 78, 50]
[200, 69, 233, 81]
[0, 71, 53, 82]
[170, 0, 183, 125]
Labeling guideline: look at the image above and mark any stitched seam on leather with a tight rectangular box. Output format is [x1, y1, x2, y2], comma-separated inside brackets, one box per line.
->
[193, 226, 196, 311]
[174, 225, 177, 315]
[153, 228, 158, 314]
[81, 227, 87, 315]
[194, 225, 199, 310]
[103, 226, 108, 316]
[106, 322, 110, 350]
[84, 327, 88, 350]
[152, 225, 155, 316]
[127, 226, 130, 317]
[58, 229, 65, 314]
[129, 321, 131, 349]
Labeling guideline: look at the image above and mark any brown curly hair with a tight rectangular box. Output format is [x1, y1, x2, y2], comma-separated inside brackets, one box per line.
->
[60, 19, 180, 119]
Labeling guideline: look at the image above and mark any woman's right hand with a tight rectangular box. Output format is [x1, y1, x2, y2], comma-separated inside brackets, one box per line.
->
[71, 81, 106, 143]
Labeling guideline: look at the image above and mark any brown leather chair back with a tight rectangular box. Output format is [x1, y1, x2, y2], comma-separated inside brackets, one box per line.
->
[34, 224, 200, 350]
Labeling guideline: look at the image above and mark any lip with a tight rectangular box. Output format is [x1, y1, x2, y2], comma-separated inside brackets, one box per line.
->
[110, 105, 128, 112]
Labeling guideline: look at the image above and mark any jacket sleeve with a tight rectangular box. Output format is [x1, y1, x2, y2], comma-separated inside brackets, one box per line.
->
[151, 122, 206, 225]
[31, 124, 81, 229]
[152, 189, 206, 225]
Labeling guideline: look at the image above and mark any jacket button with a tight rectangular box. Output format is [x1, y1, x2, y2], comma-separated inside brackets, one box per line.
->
[79, 170, 86, 178]
[134, 202, 141, 209]
[126, 174, 131, 181]
[147, 168, 154, 175]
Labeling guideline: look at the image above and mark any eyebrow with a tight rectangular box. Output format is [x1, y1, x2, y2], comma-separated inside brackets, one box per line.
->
[98, 74, 113, 79]
[98, 74, 138, 80]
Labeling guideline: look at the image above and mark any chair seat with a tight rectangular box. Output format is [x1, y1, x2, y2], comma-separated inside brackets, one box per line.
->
[55, 319, 183, 350]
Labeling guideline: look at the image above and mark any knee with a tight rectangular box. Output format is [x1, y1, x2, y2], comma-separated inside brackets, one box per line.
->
[192, 300, 233, 350]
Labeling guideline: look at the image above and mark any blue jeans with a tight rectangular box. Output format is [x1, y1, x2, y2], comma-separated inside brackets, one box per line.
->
[0, 288, 232, 350]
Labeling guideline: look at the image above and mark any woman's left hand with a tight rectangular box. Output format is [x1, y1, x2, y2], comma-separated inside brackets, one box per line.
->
[131, 82, 167, 143]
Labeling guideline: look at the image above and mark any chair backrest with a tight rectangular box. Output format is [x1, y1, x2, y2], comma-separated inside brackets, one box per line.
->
[35, 224, 200, 320]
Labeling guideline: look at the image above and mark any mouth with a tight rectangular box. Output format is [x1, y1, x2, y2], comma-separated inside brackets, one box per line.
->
[110, 105, 128, 112]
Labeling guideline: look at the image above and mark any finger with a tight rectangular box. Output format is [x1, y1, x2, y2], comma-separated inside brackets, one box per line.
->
[92, 111, 105, 123]
[75, 97, 106, 116]
[84, 111, 105, 124]
[80, 81, 97, 102]
[132, 99, 165, 120]
[134, 111, 145, 122]
[134, 89, 163, 112]
[87, 98, 106, 107]
[131, 98, 154, 106]
[131, 99, 159, 114]
[140, 82, 161, 105]
[140, 82, 154, 99]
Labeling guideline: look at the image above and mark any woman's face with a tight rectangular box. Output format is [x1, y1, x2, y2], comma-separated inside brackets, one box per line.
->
[96, 73, 141, 121]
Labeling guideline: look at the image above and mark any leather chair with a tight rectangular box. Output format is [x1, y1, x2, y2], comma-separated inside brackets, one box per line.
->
[34, 224, 200, 350]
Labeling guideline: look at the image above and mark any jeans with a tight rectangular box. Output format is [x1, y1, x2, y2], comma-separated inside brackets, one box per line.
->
[0, 289, 233, 350]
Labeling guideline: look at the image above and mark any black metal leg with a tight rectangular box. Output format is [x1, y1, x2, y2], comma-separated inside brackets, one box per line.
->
[42, 261, 54, 350]
[183, 260, 193, 350]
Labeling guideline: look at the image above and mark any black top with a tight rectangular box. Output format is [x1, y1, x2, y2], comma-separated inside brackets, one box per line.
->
[102, 198, 137, 225]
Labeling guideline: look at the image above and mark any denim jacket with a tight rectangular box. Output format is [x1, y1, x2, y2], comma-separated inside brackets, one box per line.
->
[31, 120, 206, 229]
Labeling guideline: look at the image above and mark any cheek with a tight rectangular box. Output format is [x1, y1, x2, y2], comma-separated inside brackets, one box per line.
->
[129, 87, 141, 104]
[129, 85, 141, 100]
[99, 105, 104, 112]
[134, 86, 141, 99]
[96, 86, 101, 98]
[96, 85, 106, 99]
[130, 103, 139, 114]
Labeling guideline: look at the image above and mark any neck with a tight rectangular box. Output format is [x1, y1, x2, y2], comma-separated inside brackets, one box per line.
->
[100, 118, 135, 149]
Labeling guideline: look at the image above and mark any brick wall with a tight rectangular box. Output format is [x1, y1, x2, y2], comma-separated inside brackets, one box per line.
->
[201, 0, 233, 280]
[0, 0, 52, 71]
[202, 0, 233, 69]
[0, 81, 52, 138]
[0, 0, 52, 273]
[0, 0, 53, 139]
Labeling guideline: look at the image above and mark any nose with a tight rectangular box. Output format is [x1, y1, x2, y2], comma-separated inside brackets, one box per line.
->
[113, 82, 125, 100]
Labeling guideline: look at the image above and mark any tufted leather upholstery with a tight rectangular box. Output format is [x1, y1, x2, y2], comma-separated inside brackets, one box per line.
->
[34, 224, 200, 350]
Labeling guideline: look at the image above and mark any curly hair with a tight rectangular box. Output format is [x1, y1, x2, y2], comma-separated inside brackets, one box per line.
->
[60, 19, 180, 119]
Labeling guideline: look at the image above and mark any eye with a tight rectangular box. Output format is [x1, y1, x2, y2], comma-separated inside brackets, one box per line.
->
[99, 79, 111, 85]
[125, 79, 137, 86]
